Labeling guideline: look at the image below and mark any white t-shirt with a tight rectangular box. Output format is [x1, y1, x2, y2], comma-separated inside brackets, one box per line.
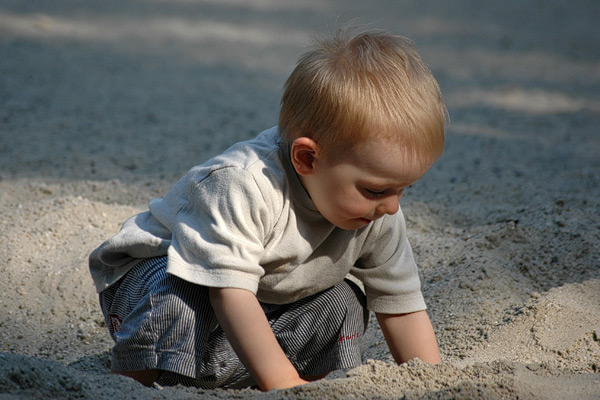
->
[89, 127, 426, 314]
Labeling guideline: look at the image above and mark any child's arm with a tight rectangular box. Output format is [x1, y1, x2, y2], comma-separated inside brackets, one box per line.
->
[376, 310, 442, 364]
[209, 287, 308, 391]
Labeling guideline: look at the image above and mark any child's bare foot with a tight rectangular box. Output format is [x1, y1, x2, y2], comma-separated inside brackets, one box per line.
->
[111, 369, 160, 387]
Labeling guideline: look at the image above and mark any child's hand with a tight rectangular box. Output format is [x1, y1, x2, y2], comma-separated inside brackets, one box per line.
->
[270, 377, 310, 390]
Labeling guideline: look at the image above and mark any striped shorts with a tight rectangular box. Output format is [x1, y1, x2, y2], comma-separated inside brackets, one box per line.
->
[99, 256, 368, 389]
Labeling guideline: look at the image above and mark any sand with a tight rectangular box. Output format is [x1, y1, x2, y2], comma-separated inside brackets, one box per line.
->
[1, 0, 599, 398]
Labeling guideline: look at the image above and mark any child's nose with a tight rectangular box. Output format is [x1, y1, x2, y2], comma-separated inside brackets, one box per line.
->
[377, 194, 401, 216]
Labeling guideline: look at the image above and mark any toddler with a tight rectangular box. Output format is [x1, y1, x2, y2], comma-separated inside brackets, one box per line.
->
[90, 28, 447, 391]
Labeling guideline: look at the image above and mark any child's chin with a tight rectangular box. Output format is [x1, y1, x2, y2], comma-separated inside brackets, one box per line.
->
[335, 218, 372, 230]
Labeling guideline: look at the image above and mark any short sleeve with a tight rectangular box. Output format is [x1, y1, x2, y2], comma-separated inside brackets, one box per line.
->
[165, 167, 271, 293]
[351, 208, 426, 314]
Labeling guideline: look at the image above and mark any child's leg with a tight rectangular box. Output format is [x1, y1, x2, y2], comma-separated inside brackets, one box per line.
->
[167, 279, 368, 388]
[99, 257, 226, 388]
[149, 278, 367, 389]
[99, 262, 366, 389]
[100, 259, 164, 386]
[265, 279, 368, 379]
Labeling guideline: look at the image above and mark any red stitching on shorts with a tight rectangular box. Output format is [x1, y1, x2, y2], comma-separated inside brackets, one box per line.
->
[109, 314, 122, 333]
[338, 330, 360, 343]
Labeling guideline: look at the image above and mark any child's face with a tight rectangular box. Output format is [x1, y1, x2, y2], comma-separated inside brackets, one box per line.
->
[298, 139, 429, 230]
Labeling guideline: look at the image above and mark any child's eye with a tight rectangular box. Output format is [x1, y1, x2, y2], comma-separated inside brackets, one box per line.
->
[365, 189, 385, 198]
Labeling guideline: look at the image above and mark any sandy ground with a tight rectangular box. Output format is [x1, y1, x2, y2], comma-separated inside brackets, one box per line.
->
[1, 0, 599, 398]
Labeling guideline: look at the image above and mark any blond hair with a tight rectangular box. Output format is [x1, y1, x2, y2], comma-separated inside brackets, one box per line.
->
[279, 29, 447, 166]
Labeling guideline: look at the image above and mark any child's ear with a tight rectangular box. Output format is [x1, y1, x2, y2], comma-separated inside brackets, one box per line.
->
[291, 137, 320, 176]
